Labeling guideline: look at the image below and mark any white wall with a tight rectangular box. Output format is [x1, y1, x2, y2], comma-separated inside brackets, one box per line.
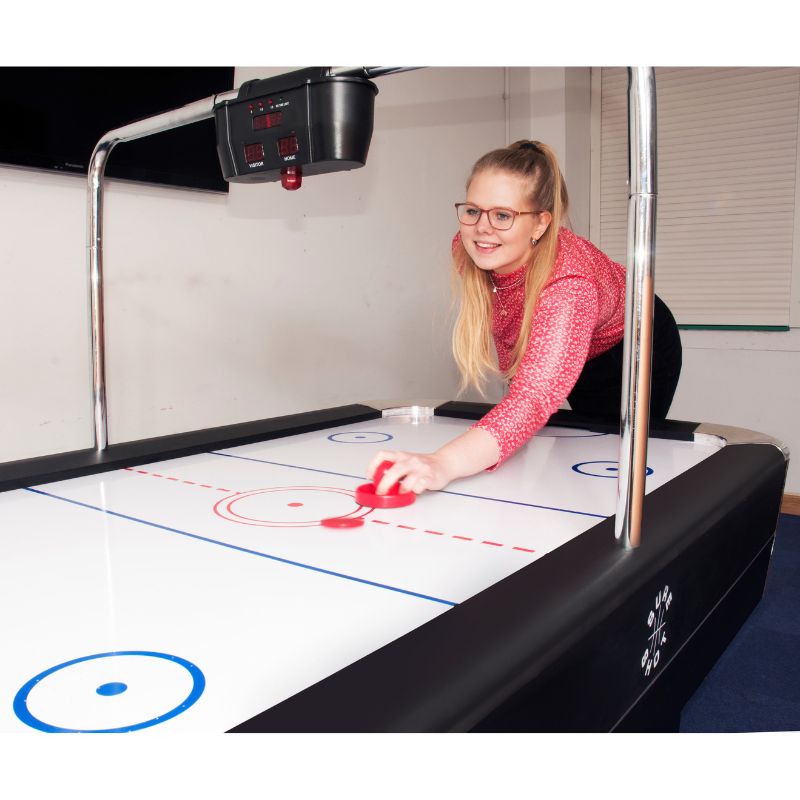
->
[669, 330, 800, 481]
[1, 67, 507, 462]
[508, 67, 592, 238]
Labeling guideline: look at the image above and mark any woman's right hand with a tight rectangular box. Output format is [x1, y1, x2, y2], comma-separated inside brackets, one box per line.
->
[366, 451, 453, 496]
[365, 427, 501, 498]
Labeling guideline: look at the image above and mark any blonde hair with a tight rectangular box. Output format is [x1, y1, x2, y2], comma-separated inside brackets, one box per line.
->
[452, 140, 569, 393]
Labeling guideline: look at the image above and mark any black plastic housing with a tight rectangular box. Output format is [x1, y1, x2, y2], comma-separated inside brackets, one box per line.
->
[214, 67, 378, 184]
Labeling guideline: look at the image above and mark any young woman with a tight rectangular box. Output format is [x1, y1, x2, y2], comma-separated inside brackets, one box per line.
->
[368, 140, 682, 496]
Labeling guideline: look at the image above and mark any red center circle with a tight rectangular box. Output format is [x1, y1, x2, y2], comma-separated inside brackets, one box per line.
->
[213, 486, 369, 528]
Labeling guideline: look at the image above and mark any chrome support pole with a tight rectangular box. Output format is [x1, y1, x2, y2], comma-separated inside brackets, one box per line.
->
[87, 90, 238, 451]
[615, 67, 658, 550]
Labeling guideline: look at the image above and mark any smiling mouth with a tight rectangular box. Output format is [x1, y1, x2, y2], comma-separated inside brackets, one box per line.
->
[474, 241, 500, 252]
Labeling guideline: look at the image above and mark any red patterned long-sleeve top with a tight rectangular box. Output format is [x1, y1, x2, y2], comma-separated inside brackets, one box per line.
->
[460, 227, 627, 468]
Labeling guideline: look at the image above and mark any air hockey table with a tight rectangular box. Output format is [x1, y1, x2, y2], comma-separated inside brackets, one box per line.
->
[0, 401, 787, 733]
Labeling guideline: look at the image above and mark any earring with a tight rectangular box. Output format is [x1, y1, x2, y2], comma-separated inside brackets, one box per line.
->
[531, 237, 539, 247]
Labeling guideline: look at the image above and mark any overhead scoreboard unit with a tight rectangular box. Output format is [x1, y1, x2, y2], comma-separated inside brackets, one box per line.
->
[214, 67, 379, 190]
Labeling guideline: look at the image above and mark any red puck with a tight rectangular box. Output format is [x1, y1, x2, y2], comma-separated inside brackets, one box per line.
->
[355, 482, 415, 509]
[320, 516, 365, 529]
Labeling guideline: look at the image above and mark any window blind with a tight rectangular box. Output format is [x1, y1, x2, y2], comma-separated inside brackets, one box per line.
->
[596, 67, 799, 327]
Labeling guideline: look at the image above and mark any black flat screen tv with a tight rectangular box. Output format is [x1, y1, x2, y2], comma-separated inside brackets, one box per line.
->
[0, 67, 236, 193]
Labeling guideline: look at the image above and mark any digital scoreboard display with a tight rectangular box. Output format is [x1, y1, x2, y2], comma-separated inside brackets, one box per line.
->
[214, 67, 378, 186]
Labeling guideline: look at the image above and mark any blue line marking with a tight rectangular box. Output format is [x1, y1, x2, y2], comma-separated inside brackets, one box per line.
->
[434, 489, 607, 519]
[23, 488, 455, 608]
[210, 451, 607, 520]
[211, 450, 367, 482]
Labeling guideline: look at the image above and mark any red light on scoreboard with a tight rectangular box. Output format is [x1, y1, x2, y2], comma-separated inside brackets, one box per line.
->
[252, 111, 283, 131]
[244, 142, 265, 163]
[278, 135, 299, 157]
[281, 166, 302, 190]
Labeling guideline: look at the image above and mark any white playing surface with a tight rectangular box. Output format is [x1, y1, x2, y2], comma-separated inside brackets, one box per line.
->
[0, 415, 719, 733]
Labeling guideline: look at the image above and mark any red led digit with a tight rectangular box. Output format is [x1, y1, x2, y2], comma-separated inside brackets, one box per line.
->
[277, 135, 299, 157]
[253, 111, 283, 131]
[244, 142, 264, 163]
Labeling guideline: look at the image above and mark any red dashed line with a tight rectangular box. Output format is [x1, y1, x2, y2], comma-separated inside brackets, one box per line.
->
[372, 520, 532, 553]
[124, 467, 535, 555]
[125, 467, 237, 495]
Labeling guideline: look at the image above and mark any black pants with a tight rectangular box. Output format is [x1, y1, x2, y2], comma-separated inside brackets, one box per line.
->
[567, 295, 682, 420]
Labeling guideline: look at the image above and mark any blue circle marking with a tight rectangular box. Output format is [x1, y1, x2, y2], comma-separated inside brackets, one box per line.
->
[96, 682, 127, 696]
[572, 460, 654, 478]
[13, 651, 205, 733]
[328, 431, 393, 444]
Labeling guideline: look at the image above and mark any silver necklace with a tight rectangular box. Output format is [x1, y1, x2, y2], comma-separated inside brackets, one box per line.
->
[490, 270, 527, 317]
[489, 273, 527, 293]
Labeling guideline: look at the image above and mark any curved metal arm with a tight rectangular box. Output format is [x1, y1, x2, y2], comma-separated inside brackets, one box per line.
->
[615, 67, 658, 549]
[87, 91, 238, 450]
[86, 69, 409, 452]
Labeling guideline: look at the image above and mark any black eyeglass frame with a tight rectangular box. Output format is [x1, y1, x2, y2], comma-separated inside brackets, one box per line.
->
[454, 203, 542, 231]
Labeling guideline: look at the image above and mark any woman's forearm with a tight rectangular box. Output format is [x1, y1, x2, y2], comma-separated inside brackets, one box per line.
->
[434, 426, 501, 484]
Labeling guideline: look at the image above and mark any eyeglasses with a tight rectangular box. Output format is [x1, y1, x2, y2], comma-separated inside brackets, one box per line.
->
[455, 203, 541, 231]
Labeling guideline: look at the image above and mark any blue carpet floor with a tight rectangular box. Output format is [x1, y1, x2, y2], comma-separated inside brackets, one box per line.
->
[680, 512, 800, 732]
